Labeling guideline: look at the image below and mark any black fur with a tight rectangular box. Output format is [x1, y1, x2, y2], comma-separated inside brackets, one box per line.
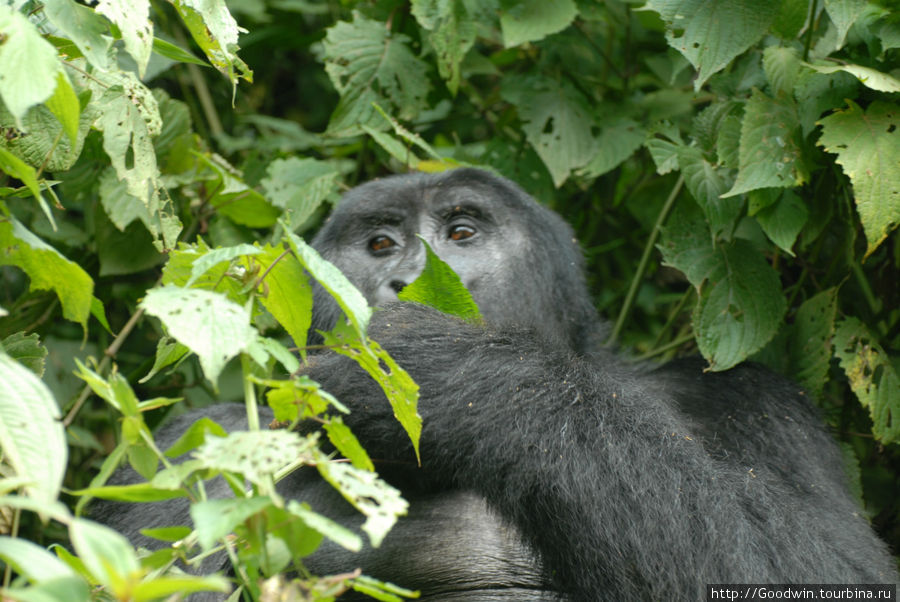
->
[99, 168, 898, 601]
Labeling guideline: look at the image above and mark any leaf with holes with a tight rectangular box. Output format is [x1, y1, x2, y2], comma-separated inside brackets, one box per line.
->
[818, 101, 900, 258]
[140, 286, 256, 385]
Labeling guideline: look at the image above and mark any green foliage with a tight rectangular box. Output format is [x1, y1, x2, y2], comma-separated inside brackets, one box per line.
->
[0, 0, 897, 599]
[397, 237, 482, 323]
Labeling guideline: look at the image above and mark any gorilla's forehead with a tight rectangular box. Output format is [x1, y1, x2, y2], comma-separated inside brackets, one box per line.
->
[329, 169, 530, 228]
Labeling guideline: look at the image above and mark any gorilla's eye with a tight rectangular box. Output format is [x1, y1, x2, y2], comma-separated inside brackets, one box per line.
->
[369, 235, 396, 253]
[449, 225, 476, 241]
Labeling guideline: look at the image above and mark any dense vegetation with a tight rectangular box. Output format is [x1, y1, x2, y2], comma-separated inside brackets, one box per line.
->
[0, 0, 897, 599]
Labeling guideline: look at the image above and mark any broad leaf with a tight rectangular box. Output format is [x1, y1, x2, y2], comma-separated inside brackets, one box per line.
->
[261, 157, 340, 228]
[833, 317, 900, 444]
[95, 0, 153, 77]
[191, 496, 273, 551]
[0, 353, 67, 507]
[411, 0, 477, 94]
[251, 244, 313, 354]
[398, 237, 482, 322]
[498, 0, 578, 47]
[644, 0, 780, 89]
[0, 7, 61, 126]
[787, 288, 838, 398]
[140, 286, 256, 385]
[171, 0, 252, 88]
[818, 101, 900, 257]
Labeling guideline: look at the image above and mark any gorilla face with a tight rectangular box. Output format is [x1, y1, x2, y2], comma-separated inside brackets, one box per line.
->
[311, 168, 599, 352]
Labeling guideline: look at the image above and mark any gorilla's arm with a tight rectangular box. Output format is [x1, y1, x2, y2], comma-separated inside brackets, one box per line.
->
[307, 303, 897, 600]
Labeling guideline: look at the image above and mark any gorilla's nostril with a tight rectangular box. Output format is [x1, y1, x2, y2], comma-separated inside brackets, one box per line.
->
[390, 280, 407, 294]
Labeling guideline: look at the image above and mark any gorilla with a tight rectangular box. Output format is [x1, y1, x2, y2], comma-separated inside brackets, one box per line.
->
[99, 168, 898, 601]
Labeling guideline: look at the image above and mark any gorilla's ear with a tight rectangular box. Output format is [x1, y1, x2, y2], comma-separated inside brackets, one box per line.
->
[397, 236, 482, 323]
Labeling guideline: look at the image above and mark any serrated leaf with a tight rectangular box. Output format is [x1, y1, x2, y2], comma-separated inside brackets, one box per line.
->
[0, 353, 67, 507]
[42, 0, 112, 70]
[251, 244, 313, 354]
[578, 117, 645, 178]
[0, 7, 62, 126]
[751, 189, 808, 255]
[140, 286, 256, 385]
[771, 0, 810, 39]
[411, 0, 477, 94]
[191, 496, 273, 551]
[501, 76, 597, 187]
[644, 0, 780, 89]
[1, 332, 47, 376]
[282, 228, 371, 336]
[716, 114, 742, 169]
[398, 237, 482, 322]
[171, 0, 252, 88]
[322, 12, 430, 136]
[658, 203, 786, 370]
[787, 288, 838, 398]
[722, 89, 807, 198]
[677, 145, 741, 239]
[316, 460, 407, 547]
[833, 317, 900, 444]
[818, 100, 900, 258]
[69, 518, 141, 589]
[95, 0, 153, 77]
[498, 0, 578, 47]
[762, 46, 801, 96]
[0, 214, 93, 327]
[322, 322, 421, 463]
[261, 157, 340, 227]
[824, 0, 869, 49]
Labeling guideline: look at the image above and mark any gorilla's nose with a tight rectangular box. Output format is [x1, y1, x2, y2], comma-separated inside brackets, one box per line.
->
[389, 279, 408, 294]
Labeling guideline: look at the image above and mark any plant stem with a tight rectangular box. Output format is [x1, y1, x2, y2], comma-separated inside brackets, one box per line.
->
[609, 174, 684, 345]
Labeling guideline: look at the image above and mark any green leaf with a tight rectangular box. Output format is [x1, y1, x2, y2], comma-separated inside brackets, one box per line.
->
[152, 36, 209, 67]
[95, 0, 153, 77]
[264, 376, 344, 423]
[139, 338, 189, 384]
[282, 228, 372, 336]
[397, 237, 482, 322]
[185, 243, 260, 287]
[252, 244, 313, 354]
[722, 89, 807, 198]
[133, 575, 231, 600]
[817, 100, 900, 258]
[501, 75, 597, 187]
[315, 460, 408, 547]
[286, 500, 362, 552]
[749, 188, 808, 255]
[762, 46, 801, 97]
[578, 117, 646, 178]
[658, 203, 786, 370]
[805, 62, 900, 93]
[198, 153, 282, 228]
[164, 416, 227, 458]
[69, 518, 141, 589]
[261, 157, 340, 228]
[676, 145, 741, 240]
[194, 430, 316, 485]
[824, 0, 869, 49]
[0, 354, 66, 507]
[191, 496, 273, 551]
[171, 0, 252, 88]
[411, 0, 477, 94]
[771, 0, 810, 39]
[322, 322, 422, 463]
[498, 0, 578, 47]
[322, 12, 430, 136]
[644, 0, 780, 89]
[0, 148, 47, 218]
[325, 416, 375, 472]
[42, 0, 112, 70]
[140, 286, 257, 385]
[0, 6, 62, 126]
[0, 536, 76, 581]
[0, 213, 93, 327]
[44, 71, 80, 147]
[787, 288, 838, 398]
[833, 317, 900, 444]
[1, 332, 47, 376]
[71, 483, 186, 502]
